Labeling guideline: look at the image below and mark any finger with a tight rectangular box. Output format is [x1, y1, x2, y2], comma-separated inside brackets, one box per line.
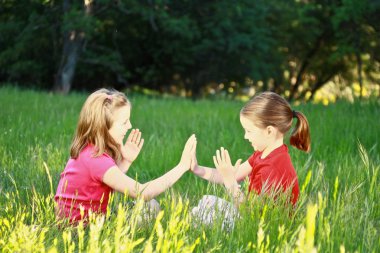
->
[132, 129, 139, 142]
[184, 135, 193, 149]
[189, 145, 196, 159]
[190, 157, 195, 171]
[191, 139, 197, 152]
[126, 129, 135, 142]
[213, 155, 218, 167]
[187, 134, 195, 143]
[191, 140, 197, 155]
[192, 147, 198, 165]
[224, 149, 231, 165]
[216, 149, 222, 164]
[184, 135, 196, 152]
[235, 159, 242, 168]
[135, 131, 141, 144]
[138, 138, 144, 149]
[221, 147, 225, 161]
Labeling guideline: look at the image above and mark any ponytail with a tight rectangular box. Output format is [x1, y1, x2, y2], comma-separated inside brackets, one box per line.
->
[290, 111, 311, 152]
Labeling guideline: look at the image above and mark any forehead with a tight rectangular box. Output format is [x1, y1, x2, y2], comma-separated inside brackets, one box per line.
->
[240, 115, 258, 130]
[113, 105, 130, 120]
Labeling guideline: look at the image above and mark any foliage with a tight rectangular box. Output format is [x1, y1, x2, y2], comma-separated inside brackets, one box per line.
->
[0, 0, 379, 98]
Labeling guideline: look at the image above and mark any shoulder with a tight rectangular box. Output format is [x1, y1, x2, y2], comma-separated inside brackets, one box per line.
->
[267, 148, 297, 179]
[79, 145, 114, 163]
[272, 146, 293, 166]
[77, 145, 116, 174]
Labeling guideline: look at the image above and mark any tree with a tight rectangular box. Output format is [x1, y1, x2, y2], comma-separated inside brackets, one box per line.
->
[0, 0, 379, 98]
[54, 0, 94, 94]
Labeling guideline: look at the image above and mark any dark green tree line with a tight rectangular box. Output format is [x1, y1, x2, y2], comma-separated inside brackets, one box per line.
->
[0, 0, 379, 99]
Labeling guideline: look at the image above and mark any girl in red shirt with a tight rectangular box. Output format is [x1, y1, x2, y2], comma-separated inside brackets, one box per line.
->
[192, 91, 311, 207]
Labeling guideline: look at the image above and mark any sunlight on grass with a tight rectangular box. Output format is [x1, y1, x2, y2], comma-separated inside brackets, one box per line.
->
[0, 87, 379, 252]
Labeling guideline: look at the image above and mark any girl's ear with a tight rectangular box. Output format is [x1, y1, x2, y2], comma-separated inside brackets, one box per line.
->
[266, 126, 276, 136]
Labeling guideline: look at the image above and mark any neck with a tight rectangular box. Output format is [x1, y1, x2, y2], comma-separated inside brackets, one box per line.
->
[261, 138, 284, 159]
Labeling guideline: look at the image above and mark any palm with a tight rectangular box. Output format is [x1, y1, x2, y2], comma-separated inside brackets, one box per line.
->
[122, 129, 144, 163]
[180, 134, 197, 169]
[213, 147, 241, 179]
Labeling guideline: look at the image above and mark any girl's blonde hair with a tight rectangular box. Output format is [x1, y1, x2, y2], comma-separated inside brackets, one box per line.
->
[70, 88, 130, 162]
[240, 91, 311, 152]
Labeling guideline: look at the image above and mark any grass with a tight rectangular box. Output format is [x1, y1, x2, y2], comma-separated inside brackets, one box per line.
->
[0, 86, 379, 252]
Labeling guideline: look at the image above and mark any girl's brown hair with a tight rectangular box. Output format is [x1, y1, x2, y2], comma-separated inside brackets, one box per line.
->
[240, 91, 311, 152]
[70, 88, 130, 162]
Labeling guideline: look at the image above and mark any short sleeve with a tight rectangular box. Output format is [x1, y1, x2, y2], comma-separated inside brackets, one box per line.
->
[83, 153, 116, 182]
[248, 152, 258, 168]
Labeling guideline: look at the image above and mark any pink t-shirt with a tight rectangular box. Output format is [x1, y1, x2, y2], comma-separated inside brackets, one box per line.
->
[54, 144, 116, 223]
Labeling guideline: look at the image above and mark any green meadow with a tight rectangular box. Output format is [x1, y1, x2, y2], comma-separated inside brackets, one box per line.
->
[0, 86, 379, 252]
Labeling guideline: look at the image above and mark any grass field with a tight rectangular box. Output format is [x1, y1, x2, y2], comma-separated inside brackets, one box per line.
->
[0, 86, 379, 252]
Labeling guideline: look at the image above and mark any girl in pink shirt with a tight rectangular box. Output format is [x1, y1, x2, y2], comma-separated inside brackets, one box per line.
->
[54, 88, 196, 224]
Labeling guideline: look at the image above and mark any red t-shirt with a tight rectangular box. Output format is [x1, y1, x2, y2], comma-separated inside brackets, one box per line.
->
[248, 144, 299, 205]
[54, 145, 116, 223]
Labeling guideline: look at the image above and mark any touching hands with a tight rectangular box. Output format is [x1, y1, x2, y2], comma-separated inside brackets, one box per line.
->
[121, 129, 144, 163]
[179, 134, 197, 170]
[190, 152, 200, 173]
[213, 147, 242, 182]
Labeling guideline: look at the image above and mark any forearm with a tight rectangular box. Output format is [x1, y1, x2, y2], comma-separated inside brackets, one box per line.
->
[140, 164, 187, 200]
[193, 165, 224, 184]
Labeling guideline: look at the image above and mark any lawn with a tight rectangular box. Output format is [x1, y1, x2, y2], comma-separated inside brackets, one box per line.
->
[0, 86, 379, 252]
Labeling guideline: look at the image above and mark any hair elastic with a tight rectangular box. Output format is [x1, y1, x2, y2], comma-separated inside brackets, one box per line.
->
[292, 110, 297, 118]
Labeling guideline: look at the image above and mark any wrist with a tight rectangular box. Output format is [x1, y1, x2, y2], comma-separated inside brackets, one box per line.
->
[191, 164, 200, 174]
[122, 157, 133, 165]
[223, 177, 238, 189]
[177, 162, 188, 172]
[118, 159, 132, 173]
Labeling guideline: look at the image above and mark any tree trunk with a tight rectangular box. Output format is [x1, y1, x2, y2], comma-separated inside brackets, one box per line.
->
[54, 0, 93, 94]
[307, 73, 335, 101]
[190, 70, 206, 99]
[288, 33, 324, 102]
[356, 51, 363, 100]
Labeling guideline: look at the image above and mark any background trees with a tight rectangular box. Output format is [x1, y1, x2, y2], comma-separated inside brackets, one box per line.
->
[0, 0, 379, 99]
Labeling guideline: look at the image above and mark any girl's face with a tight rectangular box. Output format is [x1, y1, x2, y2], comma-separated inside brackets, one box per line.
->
[109, 105, 132, 144]
[240, 115, 269, 152]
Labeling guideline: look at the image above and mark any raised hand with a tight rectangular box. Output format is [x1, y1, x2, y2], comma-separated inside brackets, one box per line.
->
[213, 147, 241, 181]
[121, 129, 144, 163]
[190, 152, 199, 173]
[179, 134, 197, 170]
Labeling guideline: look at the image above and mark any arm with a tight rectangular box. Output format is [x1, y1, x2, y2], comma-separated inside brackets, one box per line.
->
[102, 164, 188, 200]
[103, 134, 196, 200]
[192, 159, 252, 184]
[192, 165, 224, 184]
